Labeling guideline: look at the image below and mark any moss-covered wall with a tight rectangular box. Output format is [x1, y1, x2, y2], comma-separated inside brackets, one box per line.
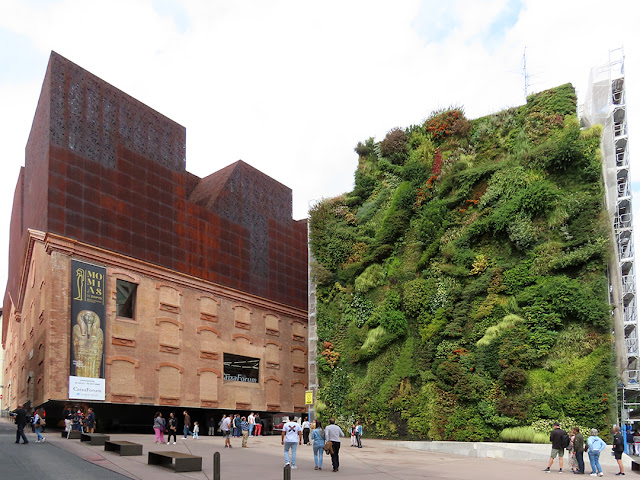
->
[309, 84, 616, 441]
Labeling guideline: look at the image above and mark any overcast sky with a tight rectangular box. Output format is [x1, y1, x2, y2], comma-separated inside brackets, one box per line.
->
[0, 0, 638, 293]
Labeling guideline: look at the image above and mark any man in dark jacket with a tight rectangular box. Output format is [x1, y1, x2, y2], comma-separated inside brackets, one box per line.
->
[573, 427, 585, 474]
[613, 425, 625, 475]
[12, 404, 29, 444]
[182, 410, 193, 439]
[543, 422, 566, 473]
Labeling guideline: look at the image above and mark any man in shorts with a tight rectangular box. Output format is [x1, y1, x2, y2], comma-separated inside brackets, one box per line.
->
[221, 413, 232, 448]
[613, 425, 625, 475]
[544, 422, 566, 473]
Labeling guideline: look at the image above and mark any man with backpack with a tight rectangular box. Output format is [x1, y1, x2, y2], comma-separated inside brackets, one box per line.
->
[281, 417, 302, 469]
[544, 422, 569, 473]
[613, 425, 625, 476]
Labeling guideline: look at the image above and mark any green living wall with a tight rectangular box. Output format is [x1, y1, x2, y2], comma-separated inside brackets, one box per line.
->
[309, 84, 616, 441]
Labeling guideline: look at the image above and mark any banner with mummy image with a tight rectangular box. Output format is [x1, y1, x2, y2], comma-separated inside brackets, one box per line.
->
[69, 259, 106, 400]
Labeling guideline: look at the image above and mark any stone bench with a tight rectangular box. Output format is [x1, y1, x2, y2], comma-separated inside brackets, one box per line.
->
[62, 430, 82, 439]
[148, 451, 202, 472]
[105, 440, 143, 456]
[81, 433, 110, 445]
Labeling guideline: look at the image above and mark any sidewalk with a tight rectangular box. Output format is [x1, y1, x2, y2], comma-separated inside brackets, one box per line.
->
[6, 419, 636, 480]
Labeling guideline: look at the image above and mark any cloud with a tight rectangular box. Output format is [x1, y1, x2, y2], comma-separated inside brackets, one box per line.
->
[0, 0, 639, 293]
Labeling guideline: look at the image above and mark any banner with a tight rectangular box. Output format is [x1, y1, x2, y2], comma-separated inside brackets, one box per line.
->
[70, 260, 106, 400]
[223, 353, 260, 383]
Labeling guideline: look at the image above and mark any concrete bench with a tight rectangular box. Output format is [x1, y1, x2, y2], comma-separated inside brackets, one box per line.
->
[148, 451, 202, 472]
[105, 440, 143, 456]
[81, 433, 110, 445]
[62, 430, 82, 439]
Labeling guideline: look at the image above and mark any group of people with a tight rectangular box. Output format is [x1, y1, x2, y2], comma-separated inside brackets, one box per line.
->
[282, 417, 347, 473]
[544, 422, 627, 476]
[219, 412, 262, 448]
[63, 406, 96, 434]
[152, 410, 200, 444]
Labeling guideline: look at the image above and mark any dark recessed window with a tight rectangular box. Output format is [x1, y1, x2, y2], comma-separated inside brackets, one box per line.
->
[116, 279, 137, 318]
[223, 353, 260, 383]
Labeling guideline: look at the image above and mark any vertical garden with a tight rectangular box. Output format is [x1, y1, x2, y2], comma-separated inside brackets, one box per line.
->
[309, 84, 616, 442]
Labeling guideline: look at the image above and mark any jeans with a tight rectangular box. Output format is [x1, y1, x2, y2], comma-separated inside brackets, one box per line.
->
[249, 424, 255, 436]
[313, 445, 324, 468]
[576, 452, 585, 473]
[16, 425, 28, 443]
[183, 426, 192, 438]
[284, 441, 298, 466]
[330, 441, 341, 470]
[355, 432, 362, 448]
[588, 450, 602, 474]
[35, 426, 44, 441]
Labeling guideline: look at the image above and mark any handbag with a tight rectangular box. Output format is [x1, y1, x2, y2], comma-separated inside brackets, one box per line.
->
[324, 440, 333, 455]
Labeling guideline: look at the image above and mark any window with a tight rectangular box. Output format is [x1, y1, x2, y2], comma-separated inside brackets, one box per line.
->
[223, 353, 259, 383]
[116, 279, 137, 318]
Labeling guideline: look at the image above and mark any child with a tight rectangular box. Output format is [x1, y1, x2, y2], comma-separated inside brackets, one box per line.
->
[193, 421, 200, 439]
[350, 424, 357, 446]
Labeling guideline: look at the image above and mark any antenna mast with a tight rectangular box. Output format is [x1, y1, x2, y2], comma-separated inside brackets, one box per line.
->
[523, 47, 530, 101]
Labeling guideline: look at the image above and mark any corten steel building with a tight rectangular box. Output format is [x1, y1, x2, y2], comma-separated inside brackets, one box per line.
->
[2, 52, 308, 429]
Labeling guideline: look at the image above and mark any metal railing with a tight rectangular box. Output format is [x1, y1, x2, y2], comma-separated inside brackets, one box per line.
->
[622, 274, 636, 295]
[624, 303, 637, 325]
[615, 213, 633, 230]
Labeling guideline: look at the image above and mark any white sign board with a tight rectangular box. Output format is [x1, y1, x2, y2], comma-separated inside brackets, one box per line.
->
[68, 376, 105, 400]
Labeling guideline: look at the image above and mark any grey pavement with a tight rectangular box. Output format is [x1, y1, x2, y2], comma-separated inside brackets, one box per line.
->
[0, 418, 634, 479]
[0, 418, 129, 479]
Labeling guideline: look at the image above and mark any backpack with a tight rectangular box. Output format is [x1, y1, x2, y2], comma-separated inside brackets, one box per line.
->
[562, 433, 571, 449]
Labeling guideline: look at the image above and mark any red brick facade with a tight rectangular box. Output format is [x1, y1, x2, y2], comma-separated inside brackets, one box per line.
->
[2, 52, 309, 419]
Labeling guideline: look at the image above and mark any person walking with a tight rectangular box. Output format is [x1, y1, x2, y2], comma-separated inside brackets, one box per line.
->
[221, 413, 232, 448]
[544, 422, 567, 473]
[613, 425, 625, 475]
[166, 412, 178, 444]
[311, 420, 325, 470]
[241, 416, 250, 447]
[572, 427, 585, 474]
[587, 428, 607, 477]
[183, 410, 193, 439]
[281, 417, 302, 469]
[33, 409, 45, 443]
[12, 404, 29, 444]
[325, 418, 345, 472]
[302, 417, 311, 445]
[153, 412, 166, 444]
[355, 421, 363, 448]
[193, 421, 200, 439]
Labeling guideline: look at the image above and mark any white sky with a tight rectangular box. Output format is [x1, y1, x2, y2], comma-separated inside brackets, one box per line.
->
[0, 0, 638, 293]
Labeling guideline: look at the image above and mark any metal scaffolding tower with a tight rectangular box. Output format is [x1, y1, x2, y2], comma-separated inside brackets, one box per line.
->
[582, 48, 639, 422]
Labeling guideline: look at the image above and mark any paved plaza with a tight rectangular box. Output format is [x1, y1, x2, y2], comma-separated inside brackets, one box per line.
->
[0, 418, 634, 479]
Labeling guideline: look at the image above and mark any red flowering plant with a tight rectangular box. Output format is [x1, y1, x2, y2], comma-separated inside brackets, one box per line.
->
[424, 109, 464, 142]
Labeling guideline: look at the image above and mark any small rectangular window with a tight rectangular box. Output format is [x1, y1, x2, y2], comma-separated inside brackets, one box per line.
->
[116, 279, 137, 318]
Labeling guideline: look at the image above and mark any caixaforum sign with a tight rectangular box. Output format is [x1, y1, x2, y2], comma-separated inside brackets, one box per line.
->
[69, 376, 105, 401]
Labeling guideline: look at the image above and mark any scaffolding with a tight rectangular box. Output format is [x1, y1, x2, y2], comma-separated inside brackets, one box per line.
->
[581, 47, 639, 422]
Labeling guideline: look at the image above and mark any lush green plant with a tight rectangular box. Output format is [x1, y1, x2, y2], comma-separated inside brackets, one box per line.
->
[500, 426, 550, 443]
[309, 83, 614, 441]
